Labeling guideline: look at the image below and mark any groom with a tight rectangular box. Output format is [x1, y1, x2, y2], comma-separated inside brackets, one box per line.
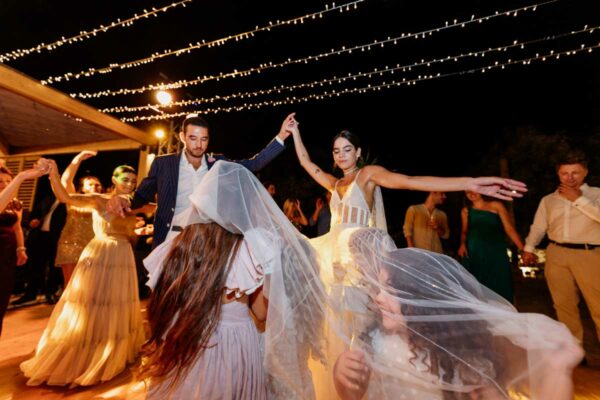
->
[107, 113, 295, 248]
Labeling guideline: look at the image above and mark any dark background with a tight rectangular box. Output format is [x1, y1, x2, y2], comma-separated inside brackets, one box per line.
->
[2, 0, 599, 247]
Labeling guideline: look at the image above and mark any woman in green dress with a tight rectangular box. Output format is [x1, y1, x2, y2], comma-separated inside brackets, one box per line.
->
[458, 191, 525, 302]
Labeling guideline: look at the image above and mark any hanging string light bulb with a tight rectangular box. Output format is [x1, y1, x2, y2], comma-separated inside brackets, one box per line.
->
[0, 0, 193, 63]
[70, 0, 558, 99]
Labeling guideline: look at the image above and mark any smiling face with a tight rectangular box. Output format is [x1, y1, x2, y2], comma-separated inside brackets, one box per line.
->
[557, 163, 587, 189]
[374, 268, 405, 334]
[180, 124, 209, 160]
[332, 137, 361, 171]
[112, 172, 137, 195]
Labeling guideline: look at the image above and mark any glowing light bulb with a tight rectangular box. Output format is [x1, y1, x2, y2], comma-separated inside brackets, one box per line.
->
[156, 90, 173, 105]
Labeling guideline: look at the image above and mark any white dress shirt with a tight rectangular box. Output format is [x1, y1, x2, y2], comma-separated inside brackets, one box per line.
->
[524, 183, 600, 251]
[170, 136, 284, 232]
[174, 153, 209, 217]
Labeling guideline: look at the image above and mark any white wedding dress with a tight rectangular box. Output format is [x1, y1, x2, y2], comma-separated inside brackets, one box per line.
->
[307, 174, 387, 399]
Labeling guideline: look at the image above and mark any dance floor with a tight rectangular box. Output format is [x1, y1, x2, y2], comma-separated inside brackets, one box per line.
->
[1, 276, 600, 399]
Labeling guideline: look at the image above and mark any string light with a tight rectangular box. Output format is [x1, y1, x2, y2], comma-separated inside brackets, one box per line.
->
[72, 0, 557, 99]
[42, 0, 365, 85]
[0, 0, 192, 63]
[121, 40, 600, 122]
[102, 24, 599, 114]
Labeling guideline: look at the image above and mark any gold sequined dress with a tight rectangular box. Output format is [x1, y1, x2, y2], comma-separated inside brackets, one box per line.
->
[20, 208, 145, 386]
[55, 205, 94, 265]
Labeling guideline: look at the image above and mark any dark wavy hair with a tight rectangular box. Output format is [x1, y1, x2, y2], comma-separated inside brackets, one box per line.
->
[182, 115, 209, 134]
[383, 264, 512, 399]
[138, 223, 242, 391]
[556, 149, 588, 170]
[331, 130, 380, 174]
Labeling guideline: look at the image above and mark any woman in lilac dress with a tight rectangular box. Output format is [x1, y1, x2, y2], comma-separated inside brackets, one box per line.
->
[141, 221, 268, 399]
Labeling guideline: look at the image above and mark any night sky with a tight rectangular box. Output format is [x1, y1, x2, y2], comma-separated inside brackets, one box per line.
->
[2, 0, 599, 243]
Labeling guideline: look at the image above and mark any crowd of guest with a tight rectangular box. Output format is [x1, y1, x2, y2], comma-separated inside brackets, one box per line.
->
[0, 113, 595, 398]
[1, 151, 155, 319]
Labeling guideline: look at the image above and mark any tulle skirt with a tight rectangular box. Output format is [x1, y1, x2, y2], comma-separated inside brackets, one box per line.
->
[147, 301, 266, 400]
[20, 235, 145, 386]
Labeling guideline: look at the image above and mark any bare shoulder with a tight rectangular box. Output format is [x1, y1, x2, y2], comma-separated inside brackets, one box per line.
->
[490, 201, 507, 212]
[360, 164, 386, 180]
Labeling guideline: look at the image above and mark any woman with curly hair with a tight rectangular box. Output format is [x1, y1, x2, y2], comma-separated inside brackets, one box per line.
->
[333, 228, 582, 400]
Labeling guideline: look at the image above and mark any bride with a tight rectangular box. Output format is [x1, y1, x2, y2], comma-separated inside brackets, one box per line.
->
[144, 158, 581, 399]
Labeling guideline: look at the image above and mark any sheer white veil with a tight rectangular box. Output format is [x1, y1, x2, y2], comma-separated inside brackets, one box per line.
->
[144, 161, 579, 400]
[370, 186, 387, 231]
[144, 161, 327, 398]
[339, 227, 579, 399]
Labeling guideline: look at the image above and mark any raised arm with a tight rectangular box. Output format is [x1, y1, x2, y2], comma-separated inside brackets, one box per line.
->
[61, 150, 97, 194]
[493, 202, 524, 251]
[294, 200, 309, 227]
[289, 119, 337, 191]
[366, 165, 527, 201]
[227, 113, 294, 172]
[0, 168, 46, 212]
[48, 160, 99, 210]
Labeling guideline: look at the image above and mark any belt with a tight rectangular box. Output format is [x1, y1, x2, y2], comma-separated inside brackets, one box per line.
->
[549, 240, 600, 250]
[171, 225, 183, 232]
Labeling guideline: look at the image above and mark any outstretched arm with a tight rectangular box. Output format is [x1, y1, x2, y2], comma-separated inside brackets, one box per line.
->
[227, 113, 295, 172]
[0, 168, 46, 212]
[366, 165, 527, 201]
[61, 150, 97, 194]
[289, 118, 337, 191]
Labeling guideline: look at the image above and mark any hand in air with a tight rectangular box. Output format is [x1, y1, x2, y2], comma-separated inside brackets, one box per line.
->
[19, 167, 48, 180]
[467, 177, 527, 201]
[315, 197, 324, 210]
[278, 112, 297, 140]
[31, 158, 53, 177]
[74, 150, 97, 163]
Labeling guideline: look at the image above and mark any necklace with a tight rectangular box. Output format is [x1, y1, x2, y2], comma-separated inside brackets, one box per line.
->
[343, 166, 359, 176]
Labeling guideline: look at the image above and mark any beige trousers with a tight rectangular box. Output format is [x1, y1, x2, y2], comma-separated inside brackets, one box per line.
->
[545, 243, 600, 342]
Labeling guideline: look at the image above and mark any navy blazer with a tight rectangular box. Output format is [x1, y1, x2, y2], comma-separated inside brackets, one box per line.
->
[131, 137, 284, 248]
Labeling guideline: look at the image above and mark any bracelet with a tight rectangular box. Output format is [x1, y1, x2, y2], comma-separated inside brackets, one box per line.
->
[16, 246, 26, 252]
